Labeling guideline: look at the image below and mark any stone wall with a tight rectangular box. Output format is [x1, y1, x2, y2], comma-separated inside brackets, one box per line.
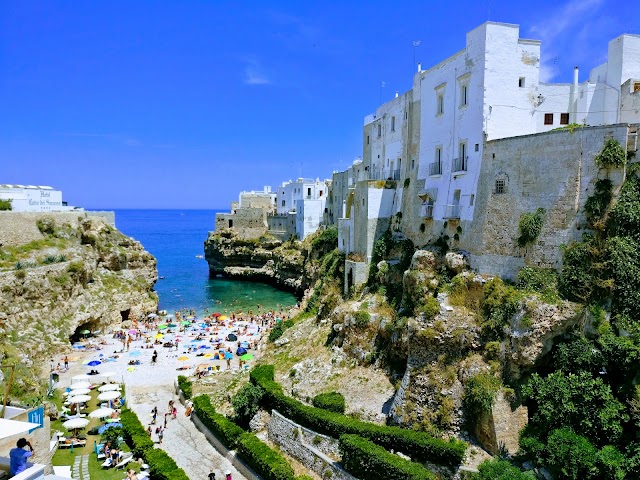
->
[344, 260, 368, 295]
[464, 123, 631, 279]
[474, 391, 528, 456]
[0, 211, 115, 247]
[267, 213, 296, 241]
[215, 208, 268, 240]
[268, 410, 357, 480]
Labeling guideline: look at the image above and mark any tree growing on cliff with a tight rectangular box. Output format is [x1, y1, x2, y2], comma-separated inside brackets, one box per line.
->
[0, 199, 12, 211]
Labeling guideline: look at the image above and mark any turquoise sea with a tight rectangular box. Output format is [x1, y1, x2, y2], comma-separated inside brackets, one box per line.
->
[112, 209, 298, 314]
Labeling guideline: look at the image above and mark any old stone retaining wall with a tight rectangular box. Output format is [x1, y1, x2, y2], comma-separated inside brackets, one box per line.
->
[268, 409, 357, 480]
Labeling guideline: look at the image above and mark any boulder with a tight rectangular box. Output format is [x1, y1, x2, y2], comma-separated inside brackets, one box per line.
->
[445, 252, 467, 274]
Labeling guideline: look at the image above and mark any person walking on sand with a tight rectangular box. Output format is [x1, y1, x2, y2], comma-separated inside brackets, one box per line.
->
[208, 469, 216, 480]
[157, 426, 164, 444]
[63, 356, 69, 369]
[225, 470, 232, 480]
[151, 350, 158, 364]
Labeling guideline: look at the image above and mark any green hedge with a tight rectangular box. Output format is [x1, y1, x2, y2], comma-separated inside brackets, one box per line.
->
[120, 409, 189, 480]
[251, 365, 466, 467]
[236, 432, 297, 480]
[192, 395, 244, 449]
[177, 375, 192, 400]
[312, 391, 345, 414]
[339, 434, 436, 480]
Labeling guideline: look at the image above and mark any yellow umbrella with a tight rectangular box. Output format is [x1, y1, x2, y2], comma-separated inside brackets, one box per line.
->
[203, 353, 213, 359]
[178, 356, 189, 361]
[154, 333, 164, 339]
[219, 315, 229, 321]
[127, 367, 135, 372]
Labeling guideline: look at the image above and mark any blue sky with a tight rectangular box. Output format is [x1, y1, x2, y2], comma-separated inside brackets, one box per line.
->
[1, 0, 637, 209]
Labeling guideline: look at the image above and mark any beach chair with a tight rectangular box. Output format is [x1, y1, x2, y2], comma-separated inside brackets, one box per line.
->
[95, 442, 105, 459]
[115, 452, 134, 469]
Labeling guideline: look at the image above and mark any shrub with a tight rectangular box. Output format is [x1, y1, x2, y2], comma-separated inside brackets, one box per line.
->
[312, 392, 345, 414]
[595, 138, 626, 169]
[415, 296, 440, 320]
[192, 395, 244, 449]
[481, 278, 521, 340]
[584, 178, 613, 227]
[0, 199, 12, 211]
[339, 434, 436, 480]
[463, 373, 501, 421]
[516, 266, 558, 301]
[310, 226, 338, 255]
[145, 448, 190, 480]
[236, 432, 296, 480]
[177, 375, 192, 399]
[545, 428, 599, 480]
[232, 383, 264, 428]
[269, 323, 285, 342]
[354, 311, 371, 328]
[36, 217, 56, 235]
[597, 445, 626, 480]
[251, 365, 466, 467]
[472, 458, 535, 479]
[517, 208, 545, 247]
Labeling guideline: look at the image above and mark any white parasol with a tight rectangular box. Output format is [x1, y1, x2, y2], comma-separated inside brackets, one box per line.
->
[70, 381, 92, 389]
[62, 417, 89, 429]
[97, 391, 121, 401]
[98, 384, 120, 392]
[69, 388, 91, 395]
[89, 407, 115, 419]
[68, 394, 91, 404]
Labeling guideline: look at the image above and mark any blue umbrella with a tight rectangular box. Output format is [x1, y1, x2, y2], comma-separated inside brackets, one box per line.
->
[86, 360, 101, 367]
[240, 342, 249, 348]
[224, 352, 233, 359]
[129, 351, 141, 356]
[98, 423, 122, 434]
[236, 347, 247, 356]
[190, 339, 201, 343]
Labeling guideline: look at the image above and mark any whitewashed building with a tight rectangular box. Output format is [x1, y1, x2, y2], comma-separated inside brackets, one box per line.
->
[0, 184, 80, 212]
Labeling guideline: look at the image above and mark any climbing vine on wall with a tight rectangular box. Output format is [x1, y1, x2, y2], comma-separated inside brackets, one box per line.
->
[595, 139, 627, 169]
[517, 208, 546, 247]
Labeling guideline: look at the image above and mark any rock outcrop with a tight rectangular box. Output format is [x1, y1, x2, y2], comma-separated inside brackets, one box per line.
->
[0, 214, 157, 398]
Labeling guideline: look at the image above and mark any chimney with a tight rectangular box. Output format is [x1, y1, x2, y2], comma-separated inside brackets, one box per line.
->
[395, 91, 399, 98]
[572, 66, 579, 122]
[342, 200, 346, 218]
[417, 63, 422, 72]
[573, 66, 579, 89]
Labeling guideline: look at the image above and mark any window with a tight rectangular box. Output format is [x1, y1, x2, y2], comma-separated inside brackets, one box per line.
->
[307, 188, 311, 196]
[411, 159, 415, 169]
[391, 116, 396, 131]
[495, 179, 506, 194]
[282, 200, 285, 207]
[560, 113, 570, 125]
[544, 113, 554, 125]
[319, 190, 323, 197]
[436, 146, 442, 166]
[405, 111, 408, 120]
[460, 84, 468, 106]
[377, 124, 382, 137]
[228, 219, 234, 228]
[519, 77, 525, 88]
[367, 135, 370, 145]
[469, 194, 475, 206]
[437, 94, 444, 115]
[475, 143, 479, 152]
[634, 82, 640, 93]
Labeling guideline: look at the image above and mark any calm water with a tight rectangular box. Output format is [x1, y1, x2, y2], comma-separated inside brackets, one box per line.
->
[110, 209, 298, 314]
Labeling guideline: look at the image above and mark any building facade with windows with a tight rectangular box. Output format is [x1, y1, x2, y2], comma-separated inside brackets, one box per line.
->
[0, 184, 80, 212]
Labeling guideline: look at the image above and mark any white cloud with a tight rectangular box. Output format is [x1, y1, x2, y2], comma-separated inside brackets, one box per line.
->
[243, 60, 271, 86]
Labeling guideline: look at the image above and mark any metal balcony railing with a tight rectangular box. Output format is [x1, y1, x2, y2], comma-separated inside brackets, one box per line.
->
[444, 204, 461, 219]
[452, 156, 468, 173]
[429, 161, 442, 176]
[421, 204, 434, 218]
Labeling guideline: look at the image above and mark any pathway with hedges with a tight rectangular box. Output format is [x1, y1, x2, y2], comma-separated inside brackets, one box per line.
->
[126, 384, 246, 480]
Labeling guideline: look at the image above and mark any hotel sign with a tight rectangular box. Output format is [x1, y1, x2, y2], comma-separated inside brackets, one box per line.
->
[28, 406, 44, 433]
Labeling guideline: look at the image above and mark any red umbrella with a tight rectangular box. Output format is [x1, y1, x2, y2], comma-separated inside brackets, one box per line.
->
[212, 313, 222, 318]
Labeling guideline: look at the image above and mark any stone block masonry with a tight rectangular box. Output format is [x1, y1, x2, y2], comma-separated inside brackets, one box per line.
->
[268, 410, 358, 480]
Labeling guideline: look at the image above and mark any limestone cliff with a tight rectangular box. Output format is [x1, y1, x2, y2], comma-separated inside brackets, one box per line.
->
[0, 214, 157, 401]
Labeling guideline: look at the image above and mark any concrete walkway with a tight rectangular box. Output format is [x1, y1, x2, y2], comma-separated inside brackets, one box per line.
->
[127, 384, 246, 480]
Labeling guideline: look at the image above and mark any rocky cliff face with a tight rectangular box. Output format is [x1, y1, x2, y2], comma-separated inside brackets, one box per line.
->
[0, 215, 157, 401]
[204, 229, 306, 293]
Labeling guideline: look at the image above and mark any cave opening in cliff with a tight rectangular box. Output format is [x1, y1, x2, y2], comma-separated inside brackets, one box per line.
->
[120, 309, 130, 321]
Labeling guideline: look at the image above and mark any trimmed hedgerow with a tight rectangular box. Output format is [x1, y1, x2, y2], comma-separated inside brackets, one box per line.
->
[120, 409, 189, 480]
[177, 375, 192, 399]
[251, 365, 466, 467]
[192, 395, 244, 449]
[339, 434, 436, 480]
[312, 391, 345, 414]
[236, 432, 297, 480]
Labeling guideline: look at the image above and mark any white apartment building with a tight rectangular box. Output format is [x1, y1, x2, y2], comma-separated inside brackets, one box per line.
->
[0, 184, 80, 212]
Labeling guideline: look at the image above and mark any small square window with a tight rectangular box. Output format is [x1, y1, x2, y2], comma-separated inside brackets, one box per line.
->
[544, 113, 554, 125]
[475, 143, 479, 152]
[560, 113, 570, 125]
[519, 77, 525, 88]
[495, 179, 506, 194]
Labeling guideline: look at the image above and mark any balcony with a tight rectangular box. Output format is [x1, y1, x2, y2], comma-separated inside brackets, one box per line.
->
[452, 156, 468, 173]
[429, 161, 442, 176]
[444, 204, 461, 219]
[421, 204, 434, 218]
[0, 457, 46, 480]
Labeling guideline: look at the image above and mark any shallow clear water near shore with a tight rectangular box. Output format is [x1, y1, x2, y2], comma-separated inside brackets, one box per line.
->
[111, 209, 297, 314]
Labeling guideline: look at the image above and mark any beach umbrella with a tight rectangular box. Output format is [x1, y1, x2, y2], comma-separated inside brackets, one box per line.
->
[157, 324, 168, 330]
[89, 407, 114, 419]
[80, 329, 91, 335]
[148, 313, 158, 318]
[154, 333, 164, 339]
[63, 418, 89, 430]
[224, 352, 233, 360]
[212, 313, 222, 317]
[165, 314, 174, 318]
[186, 316, 195, 320]
[177, 356, 190, 361]
[105, 418, 120, 423]
[98, 384, 120, 392]
[203, 353, 214, 359]
[128, 329, 138, 335]
[69, 388, 91, 395]
[72, 343, 86, 349]
[190, 339, 201, 343]
[168, 323, 177, 327]
[219, 315, 229, 321]
[226, 333, 238, 341]
[240, 353, 255, 361]
[236, 347, 247, 356]
[129, 351, 142, 356]
[86, 360, 101, 367]
[98, 423, 122, 434]
[68, 394, 91, 404]
[181, 321, 190, 326]
[98, 391, 121, 401]
[72, 374, 90, 383]
[71, 381, 92, 389]
[127, 367, 135, 372]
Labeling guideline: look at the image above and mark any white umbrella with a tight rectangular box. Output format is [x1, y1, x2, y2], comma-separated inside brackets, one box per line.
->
[63, 418, 89, 429]
[68, 394, 92, 404]
[70, 381, 92, 389]
[69, 388, 91, 395]
[97, 391, 121, 401]
[72, 374, 90, 382]
[89, 407, 115, 419]
[98, 384, 120, 392]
